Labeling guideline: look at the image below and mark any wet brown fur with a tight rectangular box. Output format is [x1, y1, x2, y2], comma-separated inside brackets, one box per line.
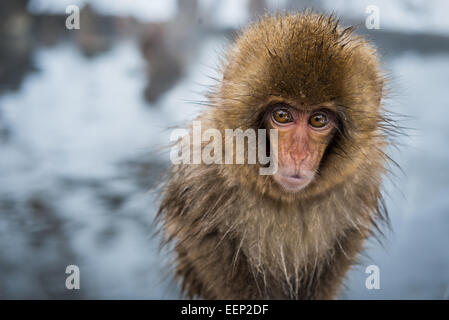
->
[157, 12, 392, 299]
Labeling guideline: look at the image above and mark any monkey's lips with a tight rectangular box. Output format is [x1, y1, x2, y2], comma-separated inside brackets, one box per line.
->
[273, 173, 313, 192]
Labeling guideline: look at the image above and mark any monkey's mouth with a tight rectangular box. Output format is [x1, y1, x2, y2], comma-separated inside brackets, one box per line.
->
[273, 173, 313, 192]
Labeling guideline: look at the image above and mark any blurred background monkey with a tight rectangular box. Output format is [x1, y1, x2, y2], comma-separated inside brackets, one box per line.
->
[158, 12, 395, 299]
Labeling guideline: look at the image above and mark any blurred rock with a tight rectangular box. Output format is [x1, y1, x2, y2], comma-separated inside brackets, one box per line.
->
[248, 0, 268, 19]
[139, 0, 201, 104]
[0, 0, 35, 93]
[76, 5, 113, 57]
[140, 24, 183, 104]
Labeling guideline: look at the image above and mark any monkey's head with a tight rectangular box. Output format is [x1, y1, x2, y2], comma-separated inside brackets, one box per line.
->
[211, 12, 387, 201]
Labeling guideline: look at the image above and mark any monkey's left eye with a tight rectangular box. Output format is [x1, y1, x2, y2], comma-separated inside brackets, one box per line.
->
[309, 112, 330, 129]
[272, 109, 293, 124]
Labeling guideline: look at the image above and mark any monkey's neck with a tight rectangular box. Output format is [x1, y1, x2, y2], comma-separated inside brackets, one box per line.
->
[216, 171, 378, 298]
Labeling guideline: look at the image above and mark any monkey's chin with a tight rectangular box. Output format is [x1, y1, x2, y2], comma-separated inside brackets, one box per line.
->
[273, 173, 313, 193]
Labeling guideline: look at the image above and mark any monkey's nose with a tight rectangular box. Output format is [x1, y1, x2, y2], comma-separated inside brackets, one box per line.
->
[289, 148, 306, 162]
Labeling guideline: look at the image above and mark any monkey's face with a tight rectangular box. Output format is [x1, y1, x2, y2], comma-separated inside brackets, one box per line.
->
[265, 103, 336, 193]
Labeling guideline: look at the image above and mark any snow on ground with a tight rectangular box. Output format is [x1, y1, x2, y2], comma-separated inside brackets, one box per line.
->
[1, 42, 161, 180]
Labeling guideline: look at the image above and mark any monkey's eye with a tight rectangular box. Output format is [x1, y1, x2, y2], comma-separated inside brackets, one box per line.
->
[309, 112, 329, 129]
[272, 109, 293, 124]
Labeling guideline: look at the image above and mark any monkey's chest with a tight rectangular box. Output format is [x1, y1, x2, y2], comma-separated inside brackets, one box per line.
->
[229, 205, 340, 276]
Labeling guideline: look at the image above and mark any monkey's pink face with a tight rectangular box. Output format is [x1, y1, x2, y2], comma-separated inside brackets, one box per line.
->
[265, 104, 336, 193]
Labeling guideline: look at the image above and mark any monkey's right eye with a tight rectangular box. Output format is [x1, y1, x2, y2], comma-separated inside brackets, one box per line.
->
[272, 109, 293, 124]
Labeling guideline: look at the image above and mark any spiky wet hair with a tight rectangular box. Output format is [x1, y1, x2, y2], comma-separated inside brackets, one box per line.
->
[157, 12, 397, 299]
